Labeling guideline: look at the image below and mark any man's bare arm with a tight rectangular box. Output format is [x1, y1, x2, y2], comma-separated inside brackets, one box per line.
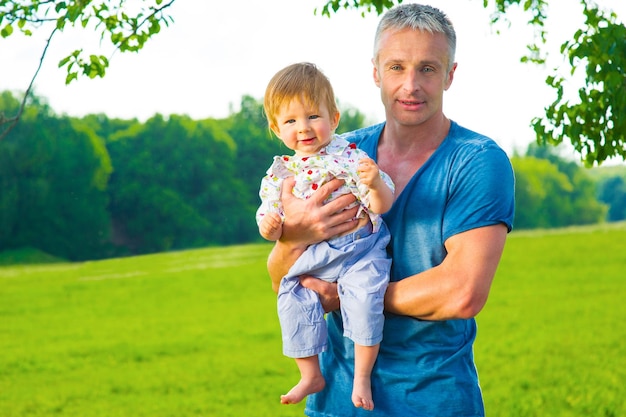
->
[300, 224, 508, 318]
[267, 177, 358, 292]
[384, 224, 508, 320]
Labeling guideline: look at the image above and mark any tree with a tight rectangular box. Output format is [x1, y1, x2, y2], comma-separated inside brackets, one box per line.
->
[0, 92, 112, 260]
[336, 102, 368, 134]
[598, 175, 626, 222]
[514, 143, 608, 228]
[319, 0, 625, 166]
[511, 155, 606, 229]
[223, 95, 287, 225]
[105, 114, 251, 254]
[0, 0, 176, 140]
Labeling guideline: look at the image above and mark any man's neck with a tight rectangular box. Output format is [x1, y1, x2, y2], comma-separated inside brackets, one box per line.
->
[381, 113, 451, 157]
[376, 114, 451, 197]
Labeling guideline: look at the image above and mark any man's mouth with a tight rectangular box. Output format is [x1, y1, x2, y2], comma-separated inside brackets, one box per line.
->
[399, 99, 423, 106]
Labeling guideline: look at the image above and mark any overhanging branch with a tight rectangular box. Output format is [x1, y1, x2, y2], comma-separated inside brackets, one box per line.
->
[0, 26, 57, 141]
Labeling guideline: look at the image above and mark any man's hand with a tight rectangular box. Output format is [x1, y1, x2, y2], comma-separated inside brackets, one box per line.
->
[267, 177, 359, 293]
[280, 177, 359, 247]
[300, 276, 340, 313]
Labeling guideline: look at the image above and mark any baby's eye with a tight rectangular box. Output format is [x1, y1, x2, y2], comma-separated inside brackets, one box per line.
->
[285, 119, 296, 124]
[309, 115, 320, 120]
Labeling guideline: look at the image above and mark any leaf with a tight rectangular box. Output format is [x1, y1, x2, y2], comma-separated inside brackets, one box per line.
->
[0, 23, 13, 38]
[55, 2, 67, 13]
[65, 72, 78, 85]
[58, 56, 72, 68]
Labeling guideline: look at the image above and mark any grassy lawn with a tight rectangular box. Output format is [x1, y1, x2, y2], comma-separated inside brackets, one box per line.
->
[476, 223, 626, 417]
[1, 223, 625, 416]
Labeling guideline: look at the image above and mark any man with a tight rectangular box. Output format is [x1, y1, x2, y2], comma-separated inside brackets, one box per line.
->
[267, 4, 515, 416]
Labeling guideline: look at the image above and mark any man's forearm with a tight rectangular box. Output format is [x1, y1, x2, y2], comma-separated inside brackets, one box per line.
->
[267, 241, 307, 293]
[384, 225, 507, 320]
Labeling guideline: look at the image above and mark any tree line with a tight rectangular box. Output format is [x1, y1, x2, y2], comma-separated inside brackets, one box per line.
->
[0, 90, 624, 261]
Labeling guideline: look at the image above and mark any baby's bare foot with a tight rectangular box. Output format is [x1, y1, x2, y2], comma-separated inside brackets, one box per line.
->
[280, 376, 326, 405]
[352, 376, 374, 411]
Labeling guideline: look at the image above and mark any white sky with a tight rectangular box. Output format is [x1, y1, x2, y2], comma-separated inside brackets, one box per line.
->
[1, 0, 625, 160]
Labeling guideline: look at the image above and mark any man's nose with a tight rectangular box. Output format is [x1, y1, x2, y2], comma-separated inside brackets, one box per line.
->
[402, 70, 420, 93]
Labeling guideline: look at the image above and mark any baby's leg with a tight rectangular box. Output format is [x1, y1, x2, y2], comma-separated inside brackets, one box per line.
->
[352, 343, 379, 411]
[281, 355, 325, 405]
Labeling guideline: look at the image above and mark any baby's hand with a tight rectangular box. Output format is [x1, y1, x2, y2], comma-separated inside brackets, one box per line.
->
[358, 158, 382, 188]
[259, 212, 283, 241]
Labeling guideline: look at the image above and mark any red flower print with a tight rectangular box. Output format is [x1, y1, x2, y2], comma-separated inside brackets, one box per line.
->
[312, 183, 319, 190]
[349, 143, 357, 149]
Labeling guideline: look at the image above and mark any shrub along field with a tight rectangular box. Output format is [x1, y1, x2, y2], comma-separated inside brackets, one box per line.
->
[1, 223, 625, 417]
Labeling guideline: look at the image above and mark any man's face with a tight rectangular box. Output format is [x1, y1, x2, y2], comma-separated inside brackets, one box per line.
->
[373, 28, 456, 127]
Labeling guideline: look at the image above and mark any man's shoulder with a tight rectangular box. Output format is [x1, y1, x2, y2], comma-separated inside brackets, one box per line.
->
[447, 120, 508, 157]
[449, 120, 491, 143]
[338, 122, 385, 146]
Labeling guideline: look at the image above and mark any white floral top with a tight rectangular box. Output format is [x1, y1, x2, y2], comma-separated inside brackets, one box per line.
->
[256, 136, 394, 233]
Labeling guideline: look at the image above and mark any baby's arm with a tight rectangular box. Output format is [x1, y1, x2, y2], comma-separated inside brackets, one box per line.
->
[358, 158, 394, 214]
[259, 212, 283, 241]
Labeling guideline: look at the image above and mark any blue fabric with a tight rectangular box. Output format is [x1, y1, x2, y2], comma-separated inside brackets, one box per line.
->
[305, 121, 515, 417]
[278, 222, 391, 357]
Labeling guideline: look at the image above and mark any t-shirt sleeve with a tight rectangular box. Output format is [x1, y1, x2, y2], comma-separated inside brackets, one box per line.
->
[443, 143, 515, 241]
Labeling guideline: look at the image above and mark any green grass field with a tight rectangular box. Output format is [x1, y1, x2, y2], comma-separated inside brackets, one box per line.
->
[1, 223, 625, 416]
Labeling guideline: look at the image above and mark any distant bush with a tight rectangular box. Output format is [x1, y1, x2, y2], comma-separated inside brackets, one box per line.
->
[0, 247, 65, 265]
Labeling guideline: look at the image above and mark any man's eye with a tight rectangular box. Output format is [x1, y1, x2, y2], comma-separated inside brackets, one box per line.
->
[422, 67, 435, 73]
[390, 65, 402, 71]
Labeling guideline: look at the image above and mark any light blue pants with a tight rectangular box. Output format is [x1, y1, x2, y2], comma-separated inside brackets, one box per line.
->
[277, 222, 391, 358]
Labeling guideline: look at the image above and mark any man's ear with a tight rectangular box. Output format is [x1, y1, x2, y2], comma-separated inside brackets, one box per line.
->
[444, 62, 457, 91]
[372, 58, 381, 87]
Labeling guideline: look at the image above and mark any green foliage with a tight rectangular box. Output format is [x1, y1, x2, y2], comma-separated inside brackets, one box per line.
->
[0, 93, 112, 260]
[0, 247, 65, 265]
[1, 225, 625, 416]
[512, 156, 572, 229]
[483, 0, 625, 165]
[106, 114, 248, 254]
[336, 103, 368, 134]
[597, 172, 626, 222]
[0, 0, 175, 84]
[2, 91, 371, 260]
[222, 96, 289, 219]
[318, 0, 403, 17]
[511, 145, 607, 229]
[532, 6, 626, 166]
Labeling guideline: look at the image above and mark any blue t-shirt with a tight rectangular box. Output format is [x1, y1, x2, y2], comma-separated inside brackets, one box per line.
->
[305, 121, 515, 417]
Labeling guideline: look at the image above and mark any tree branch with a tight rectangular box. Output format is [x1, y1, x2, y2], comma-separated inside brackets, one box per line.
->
[0, 26, 57, 141]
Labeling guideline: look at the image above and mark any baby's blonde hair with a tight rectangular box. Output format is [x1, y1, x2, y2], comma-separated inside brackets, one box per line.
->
[264, 62, 339, 129]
